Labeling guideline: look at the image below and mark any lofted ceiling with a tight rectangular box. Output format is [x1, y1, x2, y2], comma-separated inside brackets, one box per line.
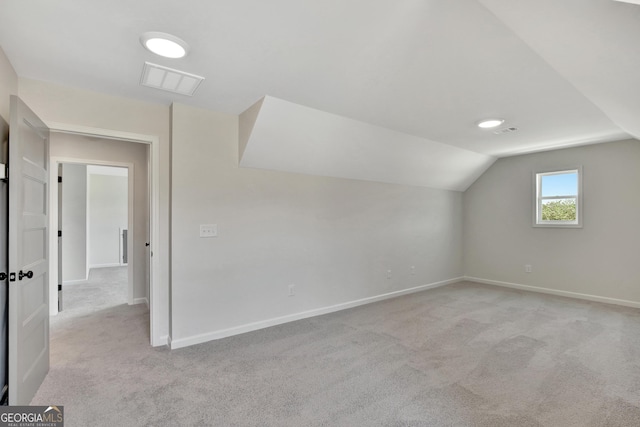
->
[0, 0, 638, 190]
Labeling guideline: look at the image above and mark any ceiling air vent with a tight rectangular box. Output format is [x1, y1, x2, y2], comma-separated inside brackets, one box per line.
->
[493, 127, 519, 135]
[140, 62, 204, 96]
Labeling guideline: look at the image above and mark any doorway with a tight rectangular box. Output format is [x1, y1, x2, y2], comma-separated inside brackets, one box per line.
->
[45, 123, 163, 347]
[4, 96, 162, 404]
[48, 132, 151, 339]
[58, 163, 132, 312]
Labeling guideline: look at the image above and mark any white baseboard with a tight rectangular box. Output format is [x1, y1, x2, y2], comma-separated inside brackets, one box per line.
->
[62, 279, 89, 286]
[170, 277, 463, 350]
[89, 263, 123, 269]
[464, 276, 640, 309]
[152, 335, 169, 348]
[132, 297, 148, 307]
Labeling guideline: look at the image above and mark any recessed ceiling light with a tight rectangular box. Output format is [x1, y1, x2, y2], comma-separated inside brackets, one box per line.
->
[140, 32, 189, 59]
[477, 119, 505, 129]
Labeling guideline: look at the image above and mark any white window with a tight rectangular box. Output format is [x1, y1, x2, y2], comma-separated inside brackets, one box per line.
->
[534, 168, 582, 228]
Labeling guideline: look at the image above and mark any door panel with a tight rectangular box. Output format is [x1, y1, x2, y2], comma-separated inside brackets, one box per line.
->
[22, 229, 46, 265]
[8, 95, 50, 405]
[23, 177, 46, 214]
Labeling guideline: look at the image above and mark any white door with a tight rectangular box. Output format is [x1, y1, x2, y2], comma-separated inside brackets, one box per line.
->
[8, 95, 50, 405]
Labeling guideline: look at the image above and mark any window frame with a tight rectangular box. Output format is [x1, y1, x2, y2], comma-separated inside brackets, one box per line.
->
[533, 167, 583, 228]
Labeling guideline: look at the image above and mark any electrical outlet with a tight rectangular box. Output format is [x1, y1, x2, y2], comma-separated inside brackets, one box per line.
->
[199, 224, 217, 238]
[288, 284, 295, 296]
[525, 264, 532, 273]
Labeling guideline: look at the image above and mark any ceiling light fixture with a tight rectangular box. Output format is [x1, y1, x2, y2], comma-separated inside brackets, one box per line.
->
[140, 32, 189, 59]
[477, 119, 505, 129]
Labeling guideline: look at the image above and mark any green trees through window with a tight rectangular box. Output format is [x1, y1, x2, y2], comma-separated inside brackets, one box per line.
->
[541, 199, 576, 221]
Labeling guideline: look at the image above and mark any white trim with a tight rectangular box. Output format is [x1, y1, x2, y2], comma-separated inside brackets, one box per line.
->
[47, 122, 154, 144]
[464, 276, 640, 309]
[170, 277, 463, 350]
[46, 122, 163, 347]
[89, 263, 124, 269]
[62, 279, 89, 286]
[133, 297, 148, 307]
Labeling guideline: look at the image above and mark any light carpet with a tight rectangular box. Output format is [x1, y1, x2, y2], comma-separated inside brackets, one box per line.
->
[32, 278, 640, 426]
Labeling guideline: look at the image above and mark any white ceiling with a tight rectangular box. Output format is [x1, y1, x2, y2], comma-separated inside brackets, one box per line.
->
[0, 0, 638, 188]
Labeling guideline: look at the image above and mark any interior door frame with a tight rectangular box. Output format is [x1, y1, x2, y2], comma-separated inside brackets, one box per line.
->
[45, 122, 163, 347]
[53, 159, 135, 305]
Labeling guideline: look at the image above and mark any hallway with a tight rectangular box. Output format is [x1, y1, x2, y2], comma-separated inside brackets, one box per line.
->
[32, 266, 153, 424]
[57, 267, 128, 313]
[48, 265, 148, 339]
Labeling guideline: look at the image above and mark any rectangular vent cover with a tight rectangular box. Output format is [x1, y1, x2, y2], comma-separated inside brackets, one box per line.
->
[140, 62, 205, 96]
[493, 127, 519, 135]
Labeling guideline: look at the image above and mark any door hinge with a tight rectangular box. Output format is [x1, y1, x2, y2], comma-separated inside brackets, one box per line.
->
[0, 163, 6, 182]
[58, 176, 62, 183]
[58, 230, 62, 237]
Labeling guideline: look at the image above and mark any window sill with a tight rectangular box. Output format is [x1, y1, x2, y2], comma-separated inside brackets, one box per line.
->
[533, 222, 582, 229]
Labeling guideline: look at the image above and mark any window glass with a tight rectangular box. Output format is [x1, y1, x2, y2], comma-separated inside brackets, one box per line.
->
[540, 172, 577, 197]
[535, 169, 581, 227]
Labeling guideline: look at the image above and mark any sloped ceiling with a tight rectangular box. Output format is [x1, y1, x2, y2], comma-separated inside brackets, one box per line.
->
[240, 96, 496, 191]
[0, 0, 638, 190]
[479, 0, 640, 139]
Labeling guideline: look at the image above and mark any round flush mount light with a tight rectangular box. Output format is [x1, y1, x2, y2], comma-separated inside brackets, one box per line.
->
[477, 119, 505, 129]
[140, 32, 189, 59]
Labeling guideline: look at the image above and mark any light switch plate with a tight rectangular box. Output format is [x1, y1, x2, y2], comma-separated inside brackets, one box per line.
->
[199, 224, 217, 238]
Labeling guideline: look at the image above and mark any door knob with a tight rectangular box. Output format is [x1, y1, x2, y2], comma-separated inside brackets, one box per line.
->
[0, 272, 6, 281]
[18, 270, 33, 280]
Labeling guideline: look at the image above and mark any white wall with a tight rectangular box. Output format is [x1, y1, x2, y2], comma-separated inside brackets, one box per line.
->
[18, 77, 170, 344]
[170, 103, 464, 347]
[464, 139, 640, 305]
[88, 172, 128, 268]
[61, 163, 88, 283]
[50, 133, 148, 304]
[0, 46, 17, 123]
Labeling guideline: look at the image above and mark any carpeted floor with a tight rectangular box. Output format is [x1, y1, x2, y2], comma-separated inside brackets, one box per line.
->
[48, 266, 131, 355]
[58, 266, 128, 313]
[32, 279, 640, 426]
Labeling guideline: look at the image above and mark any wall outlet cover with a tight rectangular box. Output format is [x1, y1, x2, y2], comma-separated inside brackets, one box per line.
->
[199, 224, 218, 238]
